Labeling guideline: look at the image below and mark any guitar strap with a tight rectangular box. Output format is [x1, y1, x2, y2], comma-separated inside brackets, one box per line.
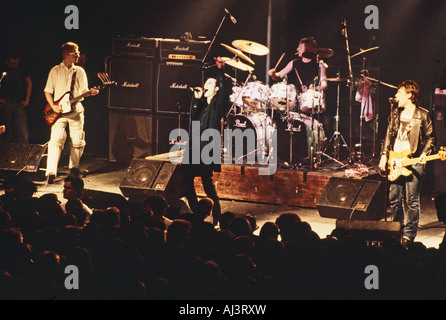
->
[70, 70, 77, 99]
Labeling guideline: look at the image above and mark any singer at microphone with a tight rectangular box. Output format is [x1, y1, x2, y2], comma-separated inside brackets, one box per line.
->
[389, 97, 397, 104]
[181, 56, 229, 227]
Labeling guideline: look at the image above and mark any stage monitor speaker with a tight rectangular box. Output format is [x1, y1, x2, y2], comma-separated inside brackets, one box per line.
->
[82, 189, 129, 211]
[108, 57, 154, 110]
[119, 158, 183, 203]
[335, 220, 402, 246]
[155, 115, 189, 155]
[109, 110, 153, 163]
[0, 143, 46, 172]
[155, 61, 202, 113]
[316, 177, 385, 221]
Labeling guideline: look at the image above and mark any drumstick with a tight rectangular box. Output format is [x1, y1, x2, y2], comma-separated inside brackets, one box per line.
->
[274, 53, 286, 70]
[294, 68, 303, 87]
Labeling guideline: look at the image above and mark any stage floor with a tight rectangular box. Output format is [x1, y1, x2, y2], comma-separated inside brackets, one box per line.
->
[22, 154, 445, 250]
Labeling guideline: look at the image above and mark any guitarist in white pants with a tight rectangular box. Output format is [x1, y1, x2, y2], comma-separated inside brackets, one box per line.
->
[379, 80, 435, 246]
[44, 42, 99, 184]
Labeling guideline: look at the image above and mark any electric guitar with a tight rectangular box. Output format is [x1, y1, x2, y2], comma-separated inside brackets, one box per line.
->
[44, 72, 116, 126]
[383, 147, 446, 181]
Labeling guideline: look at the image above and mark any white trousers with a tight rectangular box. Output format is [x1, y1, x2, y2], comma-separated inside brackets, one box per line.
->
[46, 111, 85, 176]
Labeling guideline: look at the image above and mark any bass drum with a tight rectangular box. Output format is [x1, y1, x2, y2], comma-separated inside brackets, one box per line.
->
[227, 113, 274, 161]
[288, 111, 327, 153]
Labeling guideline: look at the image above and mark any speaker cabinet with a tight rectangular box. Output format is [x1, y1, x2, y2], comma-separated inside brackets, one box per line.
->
[316, 177, 385, 221]
[335, 220, 402, 245]
[155, 115, 189, 155]
[155, 61, 202, 113]
[119, 158, 183, 203]
[108, 57, 154, 110]
[0, 143, 46, 172]
[109, 110, 153, 163]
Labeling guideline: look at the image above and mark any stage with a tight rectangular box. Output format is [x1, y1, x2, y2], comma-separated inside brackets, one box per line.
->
[18, 153, 445, 250]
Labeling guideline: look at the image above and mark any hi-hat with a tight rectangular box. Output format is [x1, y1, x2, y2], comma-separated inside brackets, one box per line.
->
[232, 39, 269, 56]
[221, 57, 254, 72]
[302, 48, 334, 60]
[221, 43, 255, 65]
[351, 46, 379, 59]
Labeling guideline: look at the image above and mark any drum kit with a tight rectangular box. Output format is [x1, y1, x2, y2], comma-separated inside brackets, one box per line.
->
[221, 39, 337, 167]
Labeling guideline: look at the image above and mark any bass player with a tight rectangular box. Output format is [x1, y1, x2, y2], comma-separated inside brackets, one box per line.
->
[43, 42, 99, 184]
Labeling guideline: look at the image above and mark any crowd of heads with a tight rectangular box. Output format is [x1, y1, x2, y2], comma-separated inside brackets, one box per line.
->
[1, 174, 446, 300]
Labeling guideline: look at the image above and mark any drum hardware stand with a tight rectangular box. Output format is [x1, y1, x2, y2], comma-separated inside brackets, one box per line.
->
[342, 19, 355, 164]
[311, 60, 344, 168]
[170, 102, 186, 148]
[282, 76, 301, 166]
[324, 71, 349, 160]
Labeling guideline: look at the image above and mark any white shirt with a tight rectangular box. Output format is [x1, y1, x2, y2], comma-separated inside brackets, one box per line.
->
[44, 62, 89, 112]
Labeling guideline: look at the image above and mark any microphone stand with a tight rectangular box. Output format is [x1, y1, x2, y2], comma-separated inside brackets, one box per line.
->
[201, 10, 230, 70]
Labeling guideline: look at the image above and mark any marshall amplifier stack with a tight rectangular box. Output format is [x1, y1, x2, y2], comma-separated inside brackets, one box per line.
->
[107, 36, 208, 162]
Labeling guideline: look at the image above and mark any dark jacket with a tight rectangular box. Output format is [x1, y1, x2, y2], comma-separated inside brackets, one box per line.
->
[381, 106, 436, 158]
[182, 69, 230, 176]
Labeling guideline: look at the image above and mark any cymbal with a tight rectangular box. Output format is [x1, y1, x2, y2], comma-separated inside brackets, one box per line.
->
[326, 77, 348, 82]
[351, 46, 379, 59]
[232, 39, 269, 56]
[221, 43, 255, 65]
[221, 57, 254, 72]
[302, 48, 334, 60]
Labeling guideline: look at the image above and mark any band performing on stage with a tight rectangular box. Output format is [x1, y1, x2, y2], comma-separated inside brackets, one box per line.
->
[3, 3, 446, 301]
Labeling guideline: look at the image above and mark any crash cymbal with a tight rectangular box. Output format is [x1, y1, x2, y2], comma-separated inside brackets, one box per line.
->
[221, 57, 254, 72]
[302, 48, 334, 60]
[221, 43, 255, 65]
[232, 39, 269, 56]
[316, 48, 334, 59]
[326, 77, 348, 82]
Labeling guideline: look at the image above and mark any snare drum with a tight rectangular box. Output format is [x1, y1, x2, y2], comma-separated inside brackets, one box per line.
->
[269, 83, 298, 111]
[241, 81, 271, 112]
[230, 85, 244, 112]
[298, 89, 326, 113]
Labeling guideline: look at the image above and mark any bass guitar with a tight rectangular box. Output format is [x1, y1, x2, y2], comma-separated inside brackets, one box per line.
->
[383, 147, 446, 181]
[44, 72, 115, 126]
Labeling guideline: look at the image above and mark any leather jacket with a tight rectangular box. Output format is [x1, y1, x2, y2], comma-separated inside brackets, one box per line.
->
[381, 106, 436, 158]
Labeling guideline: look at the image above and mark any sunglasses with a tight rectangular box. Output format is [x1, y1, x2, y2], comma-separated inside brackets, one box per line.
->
[68, 52, 80, 57]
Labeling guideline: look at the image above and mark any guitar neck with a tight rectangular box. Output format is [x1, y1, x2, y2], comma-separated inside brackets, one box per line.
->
[402, 154, 440, 166]
[70, 90, 93, 104]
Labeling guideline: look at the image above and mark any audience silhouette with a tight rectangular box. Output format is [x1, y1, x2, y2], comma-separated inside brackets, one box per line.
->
[1, 174, 446, 300]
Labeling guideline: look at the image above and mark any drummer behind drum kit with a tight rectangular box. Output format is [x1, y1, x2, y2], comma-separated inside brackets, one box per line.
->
[222, 39, 336, 167]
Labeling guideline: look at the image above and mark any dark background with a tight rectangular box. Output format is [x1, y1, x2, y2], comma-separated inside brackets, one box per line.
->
[1, 0, 445, 159]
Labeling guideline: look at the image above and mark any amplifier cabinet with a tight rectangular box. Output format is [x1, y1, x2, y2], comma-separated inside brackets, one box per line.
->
[107, 57, 154, 110]
[158, 39, 209, 61]
[112, 37, 157, 58]
[155, 61, 203, 114]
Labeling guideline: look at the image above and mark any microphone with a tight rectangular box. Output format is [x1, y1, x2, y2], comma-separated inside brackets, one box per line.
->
[224, 8, 237, 24]
[0, 72, 6, 83]
[189, 86, 201, 92]
[389, 97, 397, 104]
